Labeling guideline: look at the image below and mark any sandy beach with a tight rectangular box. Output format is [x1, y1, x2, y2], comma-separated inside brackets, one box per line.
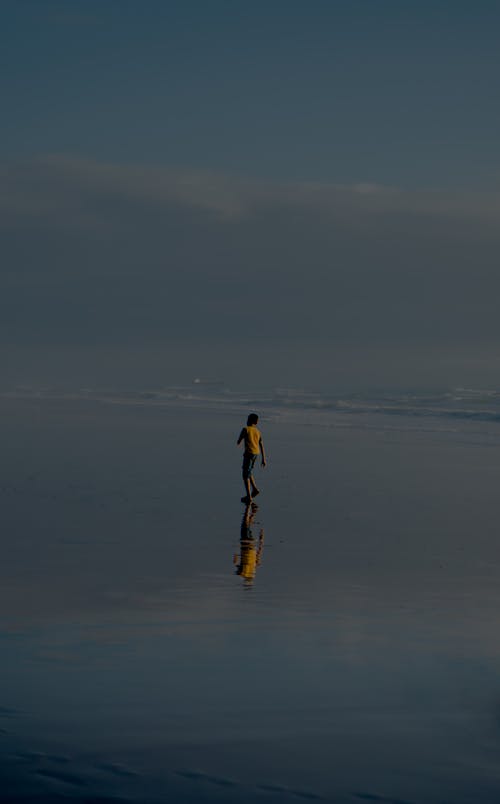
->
[2, 391, 500, 802]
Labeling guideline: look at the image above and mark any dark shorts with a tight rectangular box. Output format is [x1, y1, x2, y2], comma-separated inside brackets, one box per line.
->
[242, 452, 258, 479]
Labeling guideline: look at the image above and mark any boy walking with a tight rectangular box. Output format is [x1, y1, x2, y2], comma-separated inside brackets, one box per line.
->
[237, 413, 266, 504]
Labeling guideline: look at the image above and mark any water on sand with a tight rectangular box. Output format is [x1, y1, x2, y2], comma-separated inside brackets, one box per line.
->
[2, 393, 500, 802]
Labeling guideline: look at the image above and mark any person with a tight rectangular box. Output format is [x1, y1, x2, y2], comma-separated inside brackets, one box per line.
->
[237, 413, 266, 504]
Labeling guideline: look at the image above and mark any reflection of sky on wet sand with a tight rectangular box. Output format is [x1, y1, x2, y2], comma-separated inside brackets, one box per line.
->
[2, 398, 500, 801]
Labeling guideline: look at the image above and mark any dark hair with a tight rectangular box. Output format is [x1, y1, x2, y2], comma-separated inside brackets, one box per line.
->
[247, 413, 259, 426]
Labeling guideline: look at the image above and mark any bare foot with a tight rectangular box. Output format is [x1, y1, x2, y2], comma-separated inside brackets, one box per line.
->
[251, 489, 260, 498]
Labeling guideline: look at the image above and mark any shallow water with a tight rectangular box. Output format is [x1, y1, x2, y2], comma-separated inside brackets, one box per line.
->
[2, 395, 500, 802]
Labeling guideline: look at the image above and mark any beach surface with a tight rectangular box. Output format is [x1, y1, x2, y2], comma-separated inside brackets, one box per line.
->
[2, 389, 500, 802]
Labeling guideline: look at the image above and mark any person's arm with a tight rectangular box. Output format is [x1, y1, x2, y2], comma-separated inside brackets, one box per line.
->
[237, 428, 246, 446]
[259, 437, 267, 466]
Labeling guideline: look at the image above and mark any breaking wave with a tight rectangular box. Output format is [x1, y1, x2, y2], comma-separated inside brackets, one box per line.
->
[5, 384, 500, 434]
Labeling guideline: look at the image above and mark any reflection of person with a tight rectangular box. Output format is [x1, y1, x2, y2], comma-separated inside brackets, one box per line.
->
[234, 503, 264, 585]
[237, 413, 266, 504]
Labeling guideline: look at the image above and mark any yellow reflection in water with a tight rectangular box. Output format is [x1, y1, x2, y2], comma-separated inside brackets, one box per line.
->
[233, 503, 264, 586]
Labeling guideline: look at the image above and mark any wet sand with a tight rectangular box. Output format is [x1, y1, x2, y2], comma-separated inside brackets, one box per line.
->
[2, 395, 500, 802]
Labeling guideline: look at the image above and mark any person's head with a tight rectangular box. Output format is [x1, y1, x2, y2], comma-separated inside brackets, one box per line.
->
[247, 413, 259, 426]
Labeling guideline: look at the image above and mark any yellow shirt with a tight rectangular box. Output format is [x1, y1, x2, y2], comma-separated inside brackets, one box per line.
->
[243, 425, 261, 455]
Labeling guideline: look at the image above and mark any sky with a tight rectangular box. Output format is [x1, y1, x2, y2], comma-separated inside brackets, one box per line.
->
[2, 0, 500, 392]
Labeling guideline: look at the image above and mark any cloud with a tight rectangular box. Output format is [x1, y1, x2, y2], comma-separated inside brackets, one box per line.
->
[0, 156, 256, 226]
[2, 154, 500, 233]
[1, 154, 500, 390]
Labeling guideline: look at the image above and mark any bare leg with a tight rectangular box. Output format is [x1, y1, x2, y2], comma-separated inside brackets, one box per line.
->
[241, 476, 252, 503]
[250, 474, 260, 497]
